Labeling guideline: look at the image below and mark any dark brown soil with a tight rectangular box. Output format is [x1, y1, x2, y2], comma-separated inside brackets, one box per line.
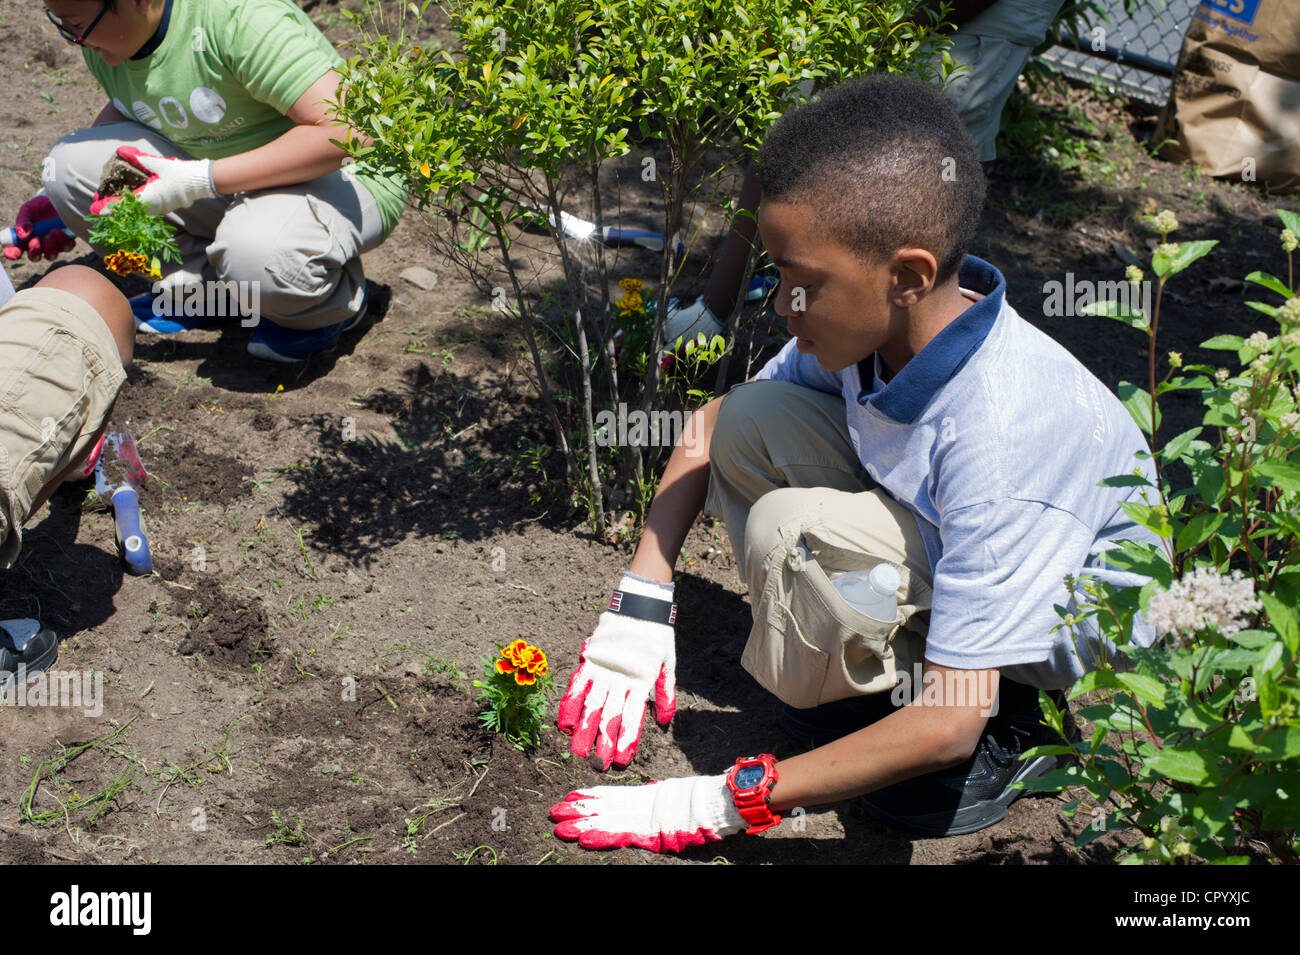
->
[0, 0, 1294, 866]
[146, 441, 255, 508]
[98, 154, 149, 198]
[173, 578, 270, 669]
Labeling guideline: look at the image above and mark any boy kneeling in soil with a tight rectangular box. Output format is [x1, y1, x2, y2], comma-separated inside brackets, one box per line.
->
[551, 75, 1162, 851]
[14, 0, 405, 364]
[0, 265, 132, 690]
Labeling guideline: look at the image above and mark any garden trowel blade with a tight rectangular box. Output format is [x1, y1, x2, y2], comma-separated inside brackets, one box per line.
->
[106, 426, 148, 488]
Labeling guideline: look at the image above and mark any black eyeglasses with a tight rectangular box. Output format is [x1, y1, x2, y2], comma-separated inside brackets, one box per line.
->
[46, 1, 111, 46]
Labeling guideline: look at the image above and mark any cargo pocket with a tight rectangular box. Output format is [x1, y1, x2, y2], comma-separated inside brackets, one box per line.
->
[741, 532, 930, 709]
[266, 194, 347, 295]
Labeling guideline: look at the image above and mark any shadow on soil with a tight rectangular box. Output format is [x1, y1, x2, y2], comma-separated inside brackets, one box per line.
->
[275, 359, 570, 566]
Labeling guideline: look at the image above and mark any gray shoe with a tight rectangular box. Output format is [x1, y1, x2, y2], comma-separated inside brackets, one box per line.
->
[662, 297, 724, 352]
[0, 619, 58, 692]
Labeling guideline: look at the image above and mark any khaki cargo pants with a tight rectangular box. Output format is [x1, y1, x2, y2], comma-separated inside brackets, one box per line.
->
[0, 288, 126, 568]
[705, 380, 934, 709]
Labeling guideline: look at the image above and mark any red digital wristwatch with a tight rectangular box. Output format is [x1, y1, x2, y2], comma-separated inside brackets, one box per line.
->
[726, 754, 781, 835]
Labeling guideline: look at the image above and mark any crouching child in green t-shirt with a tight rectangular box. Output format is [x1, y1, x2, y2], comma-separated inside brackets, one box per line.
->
[22, 0, 407, 363]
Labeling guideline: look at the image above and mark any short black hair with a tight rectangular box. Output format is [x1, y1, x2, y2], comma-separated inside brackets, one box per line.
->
[755, 74, 986, 284]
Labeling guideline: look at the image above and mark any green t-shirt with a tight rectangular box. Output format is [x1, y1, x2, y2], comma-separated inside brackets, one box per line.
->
[83, 0, 405, 232]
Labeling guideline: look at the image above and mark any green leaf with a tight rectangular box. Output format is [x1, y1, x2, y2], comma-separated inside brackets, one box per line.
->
[1103, 539, 1172, 583]
[1119, 500, 1172, 540]
[1260, 591, 1299, 656]
[1142, 747, 1218, 785]
[1244, 270, 1293, 299]
[1097, 474, 1152, 488]
[1165, 239, 1218, 276]
[1201, 334, 1245, 351]
[1081, 299, 1148, 329]
[1115, 672, 1168, 709]
[1279, 209, 1300, 239]
[1117, 381, 1160, 435]
[1010, 766, 1082, 793]
[1255, 726, 1300, 761]
[1254, 459, 1300, 494]
[1160, 426, 1202, 463]
[1175, 512, 1227, 553]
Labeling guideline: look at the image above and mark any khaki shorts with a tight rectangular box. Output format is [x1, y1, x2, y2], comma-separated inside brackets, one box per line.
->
[0, 287, 126, 567]
[706, 380, 934, 708]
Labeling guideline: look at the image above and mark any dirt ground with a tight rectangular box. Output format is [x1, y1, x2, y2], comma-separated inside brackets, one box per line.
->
[1, 0, 1296, 865]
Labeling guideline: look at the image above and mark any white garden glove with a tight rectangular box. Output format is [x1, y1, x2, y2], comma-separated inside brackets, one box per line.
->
[90, 146, 216, 217]
[557, 572, 677, 769]
[550, 775, 745, 853]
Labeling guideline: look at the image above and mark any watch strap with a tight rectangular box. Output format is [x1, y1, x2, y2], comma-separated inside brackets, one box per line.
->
[608, 589, 678, 626]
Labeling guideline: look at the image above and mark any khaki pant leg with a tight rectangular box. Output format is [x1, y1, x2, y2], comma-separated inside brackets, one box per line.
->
[705, 379, 934, 707]
[706, 379, 870, 582]
[206, 169, 386, 331]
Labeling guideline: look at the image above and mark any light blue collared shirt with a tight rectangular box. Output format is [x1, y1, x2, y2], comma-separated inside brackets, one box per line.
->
[756, 256, 1160, 688]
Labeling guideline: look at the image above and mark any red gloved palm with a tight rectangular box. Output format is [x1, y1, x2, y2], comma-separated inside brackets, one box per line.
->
[5, 194, 75, 261]
[550, 776, 745, 853]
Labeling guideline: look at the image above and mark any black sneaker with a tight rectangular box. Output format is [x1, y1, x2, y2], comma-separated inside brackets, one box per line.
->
[0, 619, 59, 692]
[856, 683, 1068, 837]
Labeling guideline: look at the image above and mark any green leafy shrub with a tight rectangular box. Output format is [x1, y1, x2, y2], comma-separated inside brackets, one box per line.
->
[332, 0, 951, 535]
[1019, 209, 1300, 864]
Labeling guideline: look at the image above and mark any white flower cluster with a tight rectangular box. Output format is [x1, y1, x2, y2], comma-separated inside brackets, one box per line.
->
[1153, 210, 1179, 234]
[1227, 415, 1256, 443]
[1247, 331, 1271, 351]
[1146, 567, 1262, 640]
[1230, 389, 1251, 408]
[1280, 298, 1300, 327]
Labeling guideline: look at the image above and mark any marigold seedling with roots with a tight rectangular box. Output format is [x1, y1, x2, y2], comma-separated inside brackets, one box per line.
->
[87, 192, 181, 279]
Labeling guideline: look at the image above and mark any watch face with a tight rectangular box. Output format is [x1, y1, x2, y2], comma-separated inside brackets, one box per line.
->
[735, 765, 765, 790]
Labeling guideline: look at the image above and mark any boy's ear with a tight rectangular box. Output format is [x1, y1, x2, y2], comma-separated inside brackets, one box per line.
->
[889, 247, 940, 308]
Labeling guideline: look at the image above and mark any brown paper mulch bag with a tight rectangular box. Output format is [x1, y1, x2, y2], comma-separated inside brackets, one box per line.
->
[1157, 0, 1300, 192]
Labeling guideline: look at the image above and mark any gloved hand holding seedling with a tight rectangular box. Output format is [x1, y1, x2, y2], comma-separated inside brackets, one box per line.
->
[86, 152, 183, 281]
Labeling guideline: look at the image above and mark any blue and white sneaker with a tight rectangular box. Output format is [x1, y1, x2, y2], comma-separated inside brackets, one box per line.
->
[246, 295, 370, 364]
[129, 291, 227, 334]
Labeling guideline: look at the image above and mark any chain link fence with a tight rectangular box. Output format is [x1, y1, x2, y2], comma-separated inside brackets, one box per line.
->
[1040, 0, 1197, 105]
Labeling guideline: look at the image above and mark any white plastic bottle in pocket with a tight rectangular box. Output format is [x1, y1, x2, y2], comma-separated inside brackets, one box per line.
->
[831, 564, 901, 622]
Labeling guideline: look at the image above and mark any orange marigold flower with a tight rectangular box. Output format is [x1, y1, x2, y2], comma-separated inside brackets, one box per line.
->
[495, 657, 515, 675]
[503, 639, 530, 663]
[514, 669, 537, 686]
[513, 644, 545, 673]
[104, 249, 149, 277]
[619, 278, 645, 292]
